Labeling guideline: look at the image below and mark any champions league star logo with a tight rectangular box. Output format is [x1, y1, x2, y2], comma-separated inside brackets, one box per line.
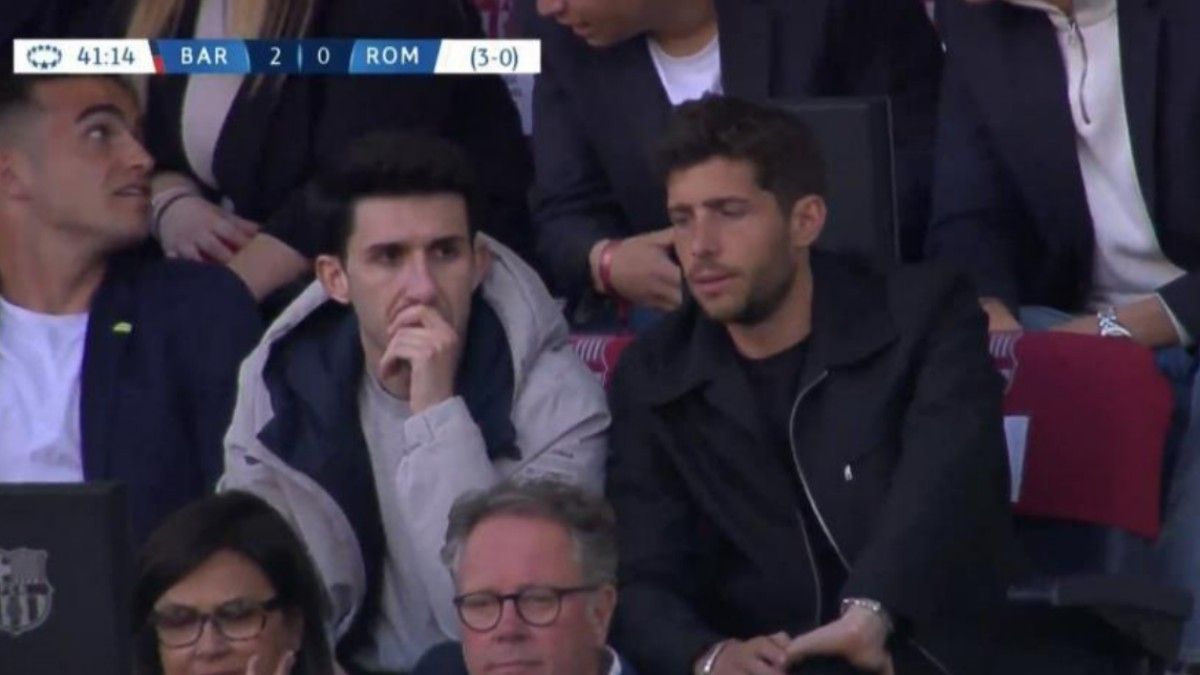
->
[0, 548, 54, 637]
[25, 45, 63, 71]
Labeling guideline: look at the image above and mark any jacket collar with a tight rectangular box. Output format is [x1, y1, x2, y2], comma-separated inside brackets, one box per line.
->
[647, 252, 898, 416]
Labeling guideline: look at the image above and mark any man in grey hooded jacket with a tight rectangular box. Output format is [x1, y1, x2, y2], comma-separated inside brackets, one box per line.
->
[219, 132, 609, 674]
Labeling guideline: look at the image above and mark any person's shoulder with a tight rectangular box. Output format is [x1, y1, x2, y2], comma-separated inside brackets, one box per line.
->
[608, 305, 701, 394]
[135, 258, 255, 307]
[881, 259, 981, 329]
[109, 253, 261, 334]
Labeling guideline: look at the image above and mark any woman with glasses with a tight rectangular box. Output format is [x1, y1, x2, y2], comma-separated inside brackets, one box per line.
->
[132, 491, 335, 675]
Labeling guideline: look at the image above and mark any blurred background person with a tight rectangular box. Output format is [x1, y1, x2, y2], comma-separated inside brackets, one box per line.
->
[928, 0, 1200, 665]
[517, 0, 941, 330]
[122, 0, 534, 308]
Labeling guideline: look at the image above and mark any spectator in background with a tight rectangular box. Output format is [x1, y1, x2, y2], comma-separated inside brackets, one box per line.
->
[412, 480, 636, 675]
[220, 132, 608, 674]
[0, 70, 261, 544]
[927, 0, 1200, 665]
[606, 96, 1017, 675]
[133, 491, 335, 675]
[124, 0, 533, 305]
[516, 0, 942, 329]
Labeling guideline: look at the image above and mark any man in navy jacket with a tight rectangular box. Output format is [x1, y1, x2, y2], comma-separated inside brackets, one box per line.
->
[0, 71, 262, 544]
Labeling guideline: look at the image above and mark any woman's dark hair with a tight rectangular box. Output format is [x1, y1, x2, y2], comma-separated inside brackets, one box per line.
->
[132, 491, 333, 675]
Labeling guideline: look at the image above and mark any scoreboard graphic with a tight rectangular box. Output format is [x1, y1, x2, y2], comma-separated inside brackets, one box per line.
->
[13, 39, 540, 75]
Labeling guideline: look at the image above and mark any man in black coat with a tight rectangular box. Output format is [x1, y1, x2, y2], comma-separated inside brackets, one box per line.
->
[606, 96, 1018, 675]
[518, 0, 942, 326]
[0, 71, 262, 544]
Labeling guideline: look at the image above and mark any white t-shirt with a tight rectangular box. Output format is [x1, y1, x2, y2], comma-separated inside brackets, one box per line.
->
[647, 33, 723, 106]
[0, 297, 88, 482]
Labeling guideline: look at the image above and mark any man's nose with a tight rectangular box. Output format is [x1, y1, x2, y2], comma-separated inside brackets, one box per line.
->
[400, 257, 438, 306]
[689, 214, 721, 258]
[123, 135, 155, 175]
[491, 599, 532, 642]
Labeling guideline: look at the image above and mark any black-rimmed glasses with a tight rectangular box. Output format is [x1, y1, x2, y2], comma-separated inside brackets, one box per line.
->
[150, 597, 284, 648]
[452, 585, 599, 632]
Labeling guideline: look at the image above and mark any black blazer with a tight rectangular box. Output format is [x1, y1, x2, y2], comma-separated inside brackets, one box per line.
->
[82, 245, 262, 545]
[517, 0, 942, 305]
[607, 253, 1019, 675]
[928, 0, 1200, 338]
[142, 0, 534, 261]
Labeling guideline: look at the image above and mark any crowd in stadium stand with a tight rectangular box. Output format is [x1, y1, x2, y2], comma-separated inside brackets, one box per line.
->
[0, 0, 1197, 673]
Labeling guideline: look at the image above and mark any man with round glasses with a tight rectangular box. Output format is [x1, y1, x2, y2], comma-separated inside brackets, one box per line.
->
[412, 480, 636, 675]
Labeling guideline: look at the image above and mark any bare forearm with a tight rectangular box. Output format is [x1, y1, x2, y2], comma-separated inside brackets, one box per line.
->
[227, 233, 310, 301]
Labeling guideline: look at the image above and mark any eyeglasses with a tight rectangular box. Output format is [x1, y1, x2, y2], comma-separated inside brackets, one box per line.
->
[452, 585, 599, 632]
[150, 597, 284, 648]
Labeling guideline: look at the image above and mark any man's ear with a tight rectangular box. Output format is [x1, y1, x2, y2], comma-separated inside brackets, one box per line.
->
[588, 584, 618, 647]
[471, 237, 492, 291]
[315, 254, 351, 304]
[0, 148, 35, 201]
[788, 194, 827, 249]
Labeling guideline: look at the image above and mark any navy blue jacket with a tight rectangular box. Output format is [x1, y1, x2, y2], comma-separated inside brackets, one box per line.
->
[518, 0, 943, 309]
[82, 245, 262, 544]
[928, 0, 1200, 338]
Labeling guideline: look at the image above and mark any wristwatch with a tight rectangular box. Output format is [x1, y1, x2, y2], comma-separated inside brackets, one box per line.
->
[841, 597, 894, 635]
[1097, 306, 1133, 339]
[697, 640, 729, 675]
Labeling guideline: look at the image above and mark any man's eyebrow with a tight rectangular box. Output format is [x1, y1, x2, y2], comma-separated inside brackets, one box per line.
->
[702, 196, 749, 209]
[428, 234, 467, 247]
[366, 240, 408, 253]
[75, 103, 127, 124]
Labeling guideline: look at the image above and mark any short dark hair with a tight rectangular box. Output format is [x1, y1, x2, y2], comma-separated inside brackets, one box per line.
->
[441, 480, 617, 587]
[658, 95, 827, 215]
[0, 54, 138, 141]
[132, 492, 334, 675]
[310, 131, 482, 258]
